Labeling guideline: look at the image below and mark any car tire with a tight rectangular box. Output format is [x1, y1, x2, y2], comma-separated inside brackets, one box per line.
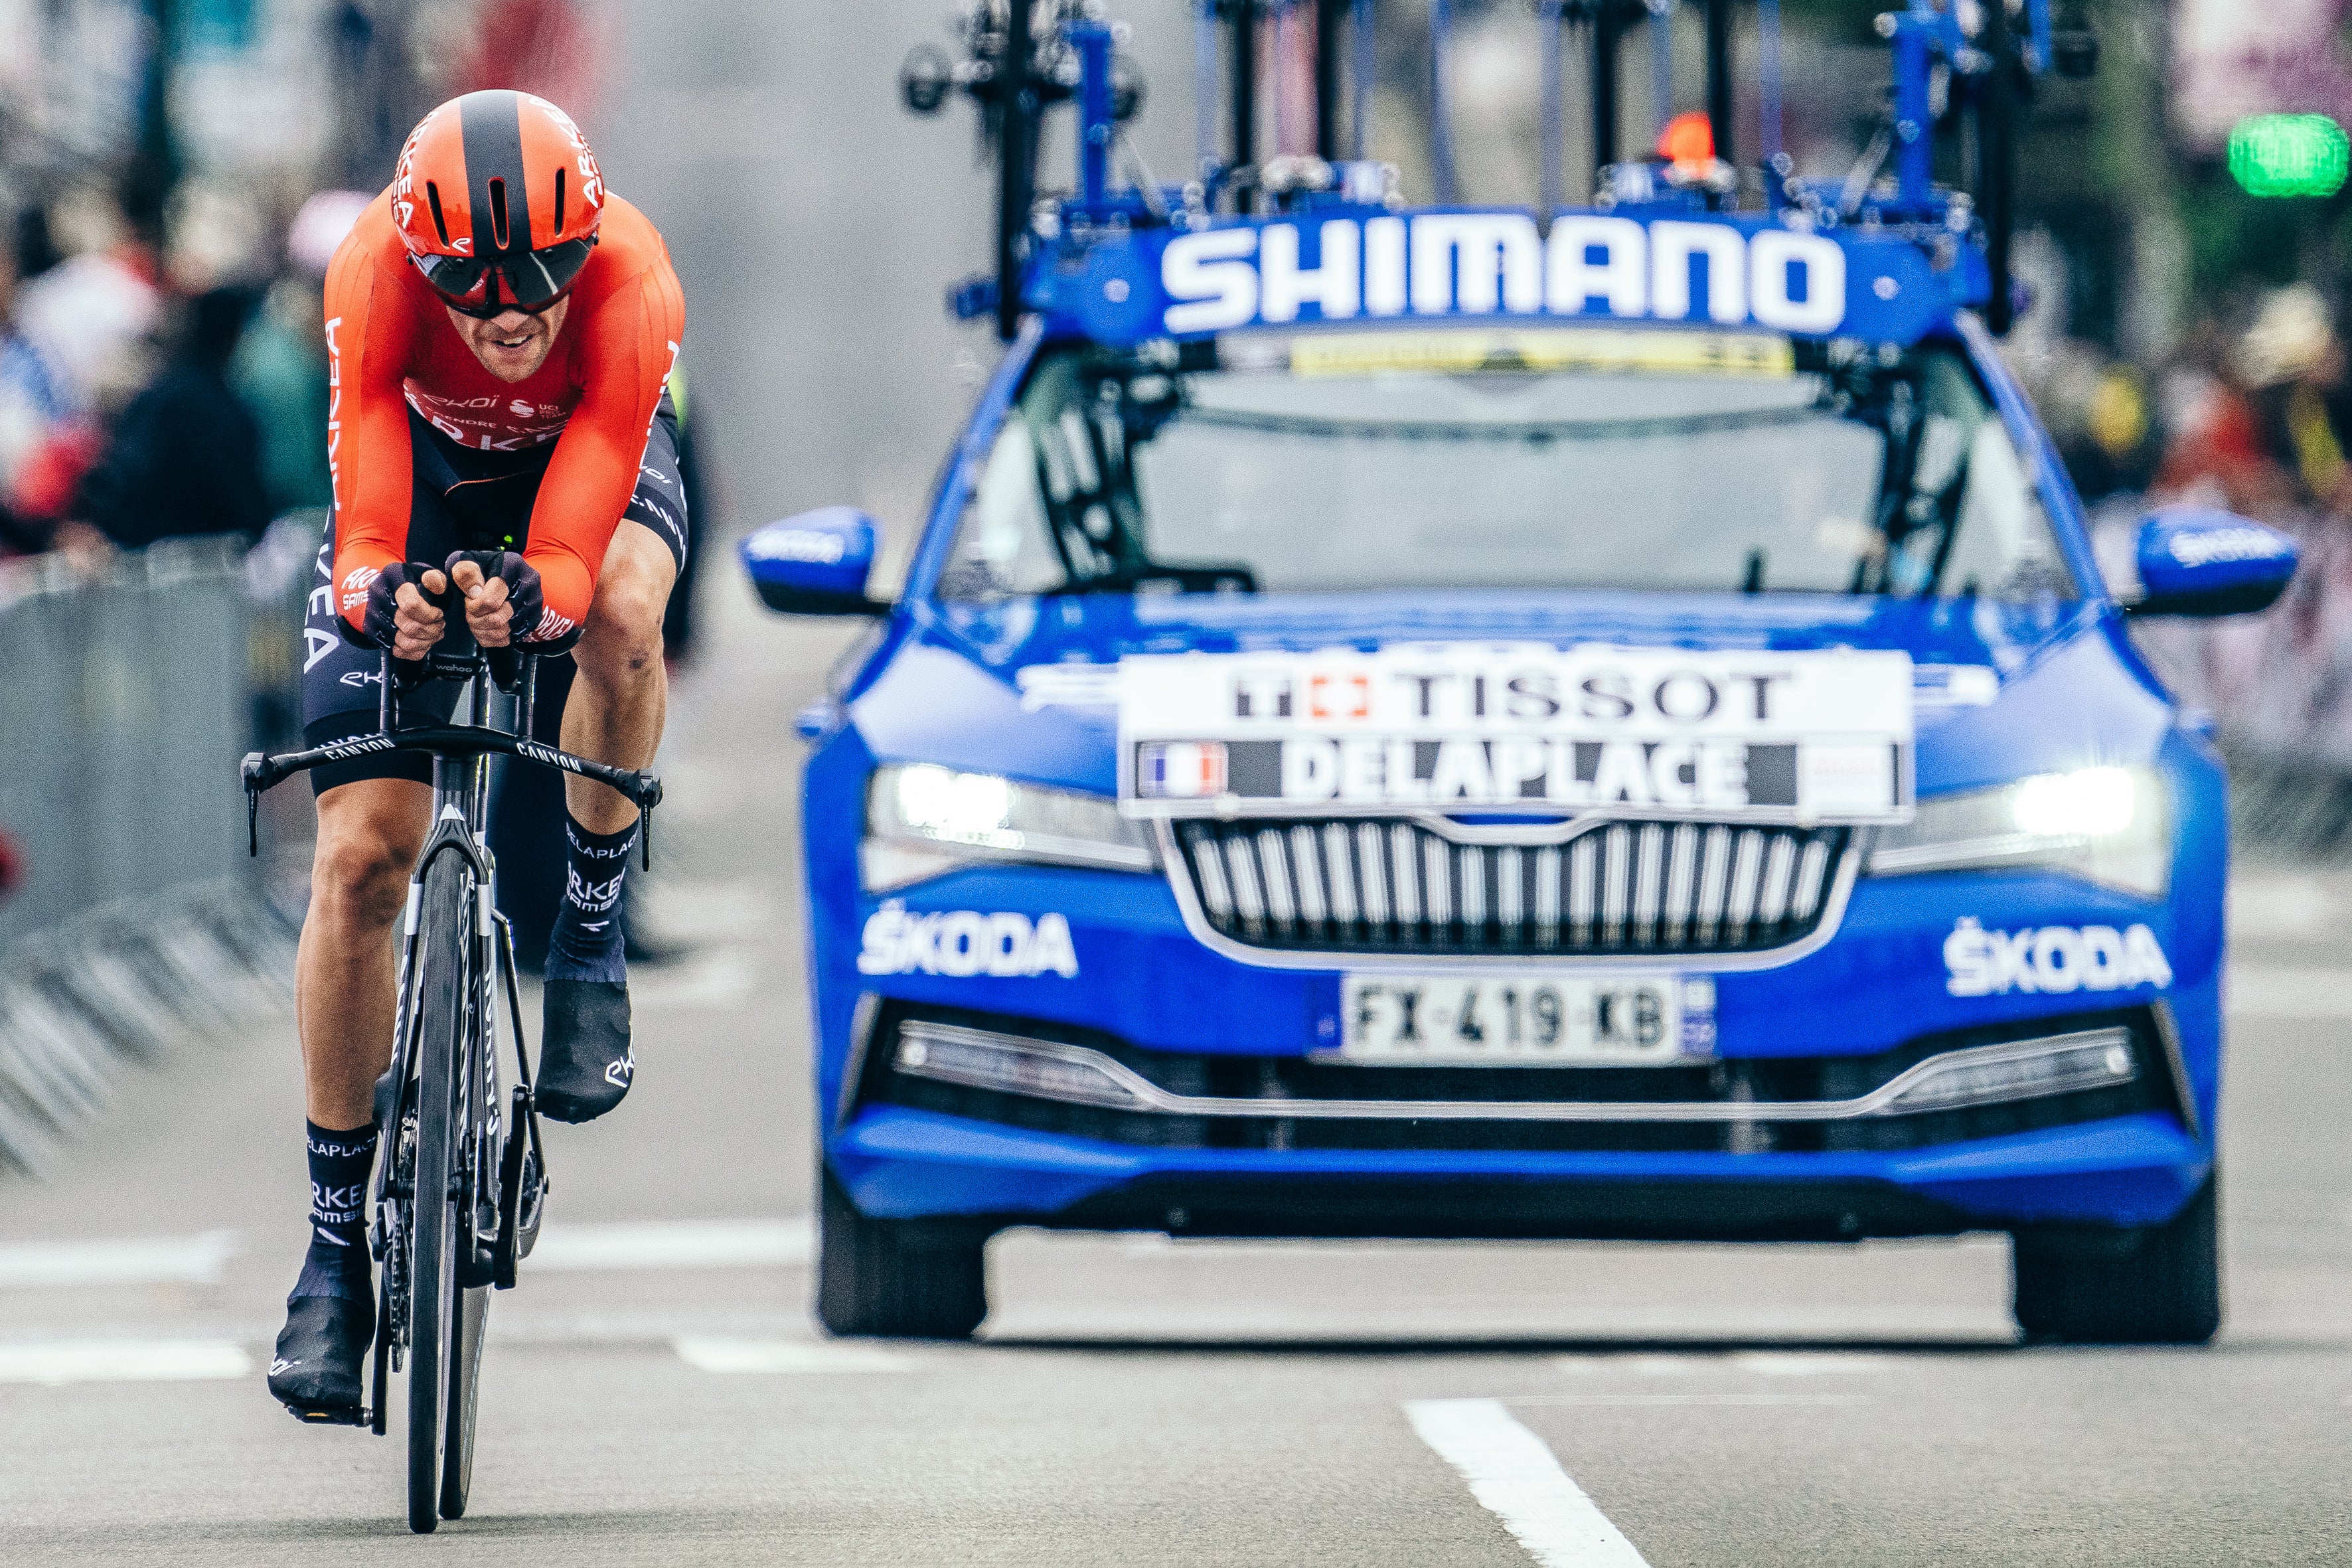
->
[2011, 1177, 2221, 1346]
[816, 1166, 988, 1340]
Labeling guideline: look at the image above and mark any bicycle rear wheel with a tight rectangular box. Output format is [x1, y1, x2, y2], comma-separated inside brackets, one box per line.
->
[406, 854, 468, 1535]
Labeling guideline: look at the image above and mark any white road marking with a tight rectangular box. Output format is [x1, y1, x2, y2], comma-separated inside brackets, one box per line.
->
[671, 1338, 912, 1373]
[0, 1232, 238, 1289]
[2229, 967, 2352, 1021]
[525, 1217, 811, 1272]
[1510, 1393, 1873, 1408]
[1729, 1352, 1891, 1377]
[635, 880, 777, 946]
[1553, 1352, 1891, 1378]
[630, 948, 757, 1011]
[2229, 874, 2339, 939]
[1405, 1398, 1649, 1568]
[0, 1340, 250, 1385]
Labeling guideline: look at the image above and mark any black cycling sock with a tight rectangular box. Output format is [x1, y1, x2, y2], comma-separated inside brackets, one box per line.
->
[291, 1121, 376, 1301]
[546, 813, 637, 984]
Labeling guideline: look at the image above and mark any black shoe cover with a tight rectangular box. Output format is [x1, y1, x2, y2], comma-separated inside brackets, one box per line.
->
[538, 979, 633, 1123]
[269, 1293, 374, 1422]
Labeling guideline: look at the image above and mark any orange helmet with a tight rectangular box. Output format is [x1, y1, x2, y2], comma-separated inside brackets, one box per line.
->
[390, 90, 605, 317]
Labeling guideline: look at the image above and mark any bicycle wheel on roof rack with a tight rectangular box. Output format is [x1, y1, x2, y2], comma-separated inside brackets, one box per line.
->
[406, 852, 469, 1534]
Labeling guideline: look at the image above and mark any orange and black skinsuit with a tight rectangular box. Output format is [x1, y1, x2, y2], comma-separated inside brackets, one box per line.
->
[297, 191, 688, 792]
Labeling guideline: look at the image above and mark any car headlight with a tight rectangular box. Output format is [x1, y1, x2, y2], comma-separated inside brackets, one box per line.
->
[862, 763, 1158, 892]
[1866, 765, 2169, 898]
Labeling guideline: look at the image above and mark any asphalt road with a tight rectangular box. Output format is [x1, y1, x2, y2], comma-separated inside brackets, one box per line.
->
[7, 5, 2352, 1563]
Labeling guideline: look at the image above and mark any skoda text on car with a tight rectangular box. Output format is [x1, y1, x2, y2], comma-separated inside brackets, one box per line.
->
[743, 3, 2298, 1344]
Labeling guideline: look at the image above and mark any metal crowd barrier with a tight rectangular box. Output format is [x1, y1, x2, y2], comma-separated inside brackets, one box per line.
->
[0, 525, 317, 1172]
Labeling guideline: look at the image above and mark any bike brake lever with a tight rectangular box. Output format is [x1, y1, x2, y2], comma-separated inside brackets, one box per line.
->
[241, 751, 266, 856]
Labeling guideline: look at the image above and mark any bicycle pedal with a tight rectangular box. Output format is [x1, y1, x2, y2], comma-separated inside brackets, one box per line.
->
[283, 1401, 370, 1427]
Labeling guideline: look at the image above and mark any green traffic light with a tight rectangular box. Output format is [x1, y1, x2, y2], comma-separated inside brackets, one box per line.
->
[2228, 114, 2351, 198]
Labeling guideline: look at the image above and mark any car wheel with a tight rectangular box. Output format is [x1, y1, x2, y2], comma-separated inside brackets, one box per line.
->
[815, 1166, 989, 1340]
[2011, 1176, 2221, 1346]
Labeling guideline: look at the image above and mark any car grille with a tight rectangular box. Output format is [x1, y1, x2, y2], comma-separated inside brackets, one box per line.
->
[1166, 817, 1855, 957]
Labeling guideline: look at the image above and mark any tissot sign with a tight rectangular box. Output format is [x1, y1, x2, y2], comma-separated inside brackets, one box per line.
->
[1056, 208, 1976, 347]
[1117, 645, 1916, 824]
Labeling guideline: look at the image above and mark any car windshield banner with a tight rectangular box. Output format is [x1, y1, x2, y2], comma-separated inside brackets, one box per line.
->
[1117, 645, 1915, 824]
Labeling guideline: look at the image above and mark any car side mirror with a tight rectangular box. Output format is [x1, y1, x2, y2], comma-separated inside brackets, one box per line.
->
[2122, 507, 2298, 618]
[739, 508, 890, 617]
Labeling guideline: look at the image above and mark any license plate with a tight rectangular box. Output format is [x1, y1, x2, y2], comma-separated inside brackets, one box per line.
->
[1336, 974, 1712, 1064]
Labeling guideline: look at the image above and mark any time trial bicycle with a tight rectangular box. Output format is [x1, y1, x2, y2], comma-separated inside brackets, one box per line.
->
[242, 578, 660, 1532]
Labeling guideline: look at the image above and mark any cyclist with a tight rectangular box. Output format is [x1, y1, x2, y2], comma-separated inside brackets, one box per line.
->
[268, 90, 686, 1421]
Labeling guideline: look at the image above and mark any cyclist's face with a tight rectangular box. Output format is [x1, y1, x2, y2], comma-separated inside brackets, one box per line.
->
[445, 297, 570, 384]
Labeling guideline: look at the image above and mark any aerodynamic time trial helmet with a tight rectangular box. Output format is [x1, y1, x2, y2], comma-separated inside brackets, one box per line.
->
[390, 90, 605, 317]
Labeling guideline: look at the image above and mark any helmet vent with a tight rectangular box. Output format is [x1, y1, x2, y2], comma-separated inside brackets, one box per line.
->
[487, 178, 511, 250]
[424, 182, 451, 247]
[553, 168, 566, 236]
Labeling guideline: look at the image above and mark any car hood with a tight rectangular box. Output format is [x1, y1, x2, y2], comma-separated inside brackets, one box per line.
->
[848, 591, 2172, 799]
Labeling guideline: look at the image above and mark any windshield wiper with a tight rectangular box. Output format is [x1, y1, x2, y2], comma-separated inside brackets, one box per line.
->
[1054, 562, 1259, 597]
[1173, 403, 1831, 444]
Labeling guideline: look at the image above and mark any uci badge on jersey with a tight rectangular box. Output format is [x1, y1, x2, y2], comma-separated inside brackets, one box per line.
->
[1117, 645, 1915, 824]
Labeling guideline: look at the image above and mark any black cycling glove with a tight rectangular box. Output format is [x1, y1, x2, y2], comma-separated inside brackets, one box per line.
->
[443, 550, 548, 644]
[360, 562, 441, 652]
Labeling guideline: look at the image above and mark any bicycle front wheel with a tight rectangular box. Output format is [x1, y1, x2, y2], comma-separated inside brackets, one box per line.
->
[406, 853, 468, 1535]
[441, 1279, 489, 1518]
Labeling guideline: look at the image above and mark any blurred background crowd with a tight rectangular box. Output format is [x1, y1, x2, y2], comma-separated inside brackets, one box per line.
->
[0, 0, 605, 566]
[2, 2, 2349, 588]
[0, 0, 618, 998]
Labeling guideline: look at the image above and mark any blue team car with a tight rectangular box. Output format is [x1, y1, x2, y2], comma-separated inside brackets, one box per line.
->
[743, 1, 2297, 1344]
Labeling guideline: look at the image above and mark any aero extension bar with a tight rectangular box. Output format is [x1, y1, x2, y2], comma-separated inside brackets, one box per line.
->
[241, 647, 662, 862]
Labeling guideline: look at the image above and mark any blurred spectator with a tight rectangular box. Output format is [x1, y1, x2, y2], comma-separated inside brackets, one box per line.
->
[459, 0, 603, 114]
[2025, 338, 2162, 505]
[73, 286, 269, 550]
[2238, 284, 2352, 517]
[2, 181, 163, 544]
[232, 190, 368, 515]
[0, 220, 54, 555]
[2151, 319, 2290, 518]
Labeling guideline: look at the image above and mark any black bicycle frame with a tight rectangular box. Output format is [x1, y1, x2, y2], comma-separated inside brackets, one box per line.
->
[242, 645, 662, 1428]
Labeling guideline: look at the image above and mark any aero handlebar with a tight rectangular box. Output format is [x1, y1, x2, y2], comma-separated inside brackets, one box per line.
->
[241, 648, 661, 864]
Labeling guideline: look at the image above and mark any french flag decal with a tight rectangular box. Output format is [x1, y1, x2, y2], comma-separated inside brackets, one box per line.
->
[1137, 741, 1229, 799]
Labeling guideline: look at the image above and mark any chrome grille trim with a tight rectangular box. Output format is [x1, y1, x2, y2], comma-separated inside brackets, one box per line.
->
[1164, 817, 1861, 970]
[894, 1020, 2136, 1123]
[1290, 826, 1326, 925]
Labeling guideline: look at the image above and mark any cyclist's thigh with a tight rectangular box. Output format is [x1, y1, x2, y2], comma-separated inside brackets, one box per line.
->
[618, 399, 689, 578]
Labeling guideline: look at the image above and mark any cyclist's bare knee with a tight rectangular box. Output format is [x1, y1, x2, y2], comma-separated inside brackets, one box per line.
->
[575, 524, 674, 689]
[309, 780, 429, 933]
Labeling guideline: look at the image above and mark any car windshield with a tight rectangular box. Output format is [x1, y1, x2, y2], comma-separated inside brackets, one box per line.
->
[937, 327, 2077, 603]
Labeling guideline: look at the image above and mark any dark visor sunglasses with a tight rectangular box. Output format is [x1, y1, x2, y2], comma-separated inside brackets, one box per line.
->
[414, 234, 596, 319]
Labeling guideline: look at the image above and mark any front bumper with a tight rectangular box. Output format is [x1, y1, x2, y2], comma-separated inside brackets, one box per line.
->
[832, 1106, 2209, 1237]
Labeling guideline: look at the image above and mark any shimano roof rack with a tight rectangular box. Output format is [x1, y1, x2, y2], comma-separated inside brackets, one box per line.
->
[900, 1, 2098, 346]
